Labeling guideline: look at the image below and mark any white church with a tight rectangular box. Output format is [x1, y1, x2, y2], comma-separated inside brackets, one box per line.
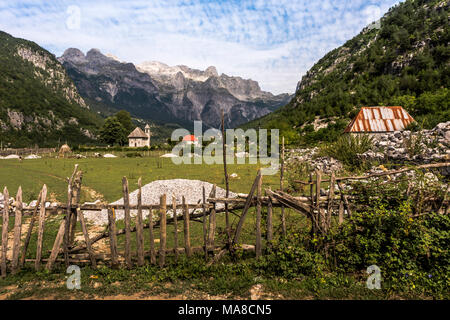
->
[128, 124, 151, 148]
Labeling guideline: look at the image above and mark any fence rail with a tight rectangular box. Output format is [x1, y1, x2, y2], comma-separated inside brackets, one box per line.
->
[0, 162, 449, 278]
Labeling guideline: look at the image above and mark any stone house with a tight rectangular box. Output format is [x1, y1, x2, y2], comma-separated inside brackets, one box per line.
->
[128, 124, 151, 148]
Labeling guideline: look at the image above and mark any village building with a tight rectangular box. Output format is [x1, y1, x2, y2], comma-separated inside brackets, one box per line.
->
[128, 124, 151, 148]
[344, 106, 415, 133]
[182, 135, 199, 146]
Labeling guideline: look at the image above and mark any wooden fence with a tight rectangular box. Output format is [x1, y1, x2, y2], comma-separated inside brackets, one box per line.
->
[0, 162, 449, 278]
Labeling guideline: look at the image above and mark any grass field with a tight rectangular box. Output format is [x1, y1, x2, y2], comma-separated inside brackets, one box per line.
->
[1, 156, 442, 300]
[0, 156, 282, 203]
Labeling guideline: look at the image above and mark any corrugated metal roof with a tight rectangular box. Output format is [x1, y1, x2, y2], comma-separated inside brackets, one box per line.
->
[344, 106, 415, 133]
[128, 127, 148, 138]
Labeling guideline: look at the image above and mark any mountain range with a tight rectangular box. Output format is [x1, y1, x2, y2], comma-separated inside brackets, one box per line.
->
[59, 49, 292, 129]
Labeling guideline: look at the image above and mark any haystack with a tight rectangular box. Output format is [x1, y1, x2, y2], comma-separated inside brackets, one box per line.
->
[59, 144, 72, 157]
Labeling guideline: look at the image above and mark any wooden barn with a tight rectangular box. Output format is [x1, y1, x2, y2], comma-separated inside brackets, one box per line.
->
[344, 106, 415, 133]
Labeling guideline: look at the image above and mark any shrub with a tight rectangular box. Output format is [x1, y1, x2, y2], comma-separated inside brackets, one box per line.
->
[332, 203, 450, 297]
[321, 134, 373, 170]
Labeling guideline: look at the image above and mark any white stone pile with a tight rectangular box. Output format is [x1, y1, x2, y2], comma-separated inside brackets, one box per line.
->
[82, 179, 237, 226]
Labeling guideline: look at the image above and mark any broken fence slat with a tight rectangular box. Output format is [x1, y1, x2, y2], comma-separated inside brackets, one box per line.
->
[136, 178, 145, 267]
[1, 187, 10, 278]
[35, 184, 48, 271]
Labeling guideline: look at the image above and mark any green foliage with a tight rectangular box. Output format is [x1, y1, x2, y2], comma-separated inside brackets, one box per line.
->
[244, 0, 450, 145]
[0, 31, 102, 147]
[333, 204, 449, 297]
[321, 134, 373, 170]
[98, 116, 128, 146]
[115, 110, 134, 133]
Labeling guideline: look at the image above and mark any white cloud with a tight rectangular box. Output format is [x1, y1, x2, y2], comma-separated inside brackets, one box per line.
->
[0, 0, 401, 94]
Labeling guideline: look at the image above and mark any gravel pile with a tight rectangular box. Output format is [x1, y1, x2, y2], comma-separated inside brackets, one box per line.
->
[83, 179, 237, 226]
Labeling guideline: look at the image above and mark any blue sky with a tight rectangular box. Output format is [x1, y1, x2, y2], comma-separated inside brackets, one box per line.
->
[0, 0, 401, 94]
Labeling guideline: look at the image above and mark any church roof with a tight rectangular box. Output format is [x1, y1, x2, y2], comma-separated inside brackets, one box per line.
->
[128, 127, 148, 138]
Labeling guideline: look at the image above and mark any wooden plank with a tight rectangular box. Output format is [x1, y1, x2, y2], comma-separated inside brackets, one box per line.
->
[338, 201, 344, 225]
[255, 172, 262, 258]
[221, 109, 231, 246]
[122, 176, 132, 268]
[20, 188, 43, 268]
[107, 208, 119, 268]
[172, 195, 178, 263]
[159, 195, 167, 267]
[202, 187, 208, 261]
[136, 178, 145, 267]
[11, 187, 23, 274]
[280, 136, 286, 237]
[232, 170, 262, 246]
[266, 194, 273, 246]
[207, 185, 216, 250]
[63, 165, 79, 268]
[183, 196, 192, 257]
[69, 170, 83, 246]
[337, 182, 352, 218]
[316, 170, 326, 230]
[148, 207, 156, 265]
[46, 220, 66, 271]
[327, 172, 336, 231]
[1, 187, 10, 278]
[78, 208, 96, 268]
[35, 184, 48, 271]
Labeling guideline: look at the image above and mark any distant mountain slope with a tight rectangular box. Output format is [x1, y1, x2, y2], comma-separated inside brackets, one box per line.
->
[0, 31, 101, 147]
[60, 49, 292, 129]
[244, 0, 449, 144]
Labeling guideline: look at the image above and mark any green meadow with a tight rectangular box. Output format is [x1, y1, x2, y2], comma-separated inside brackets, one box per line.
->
[0, 156, 281, 203]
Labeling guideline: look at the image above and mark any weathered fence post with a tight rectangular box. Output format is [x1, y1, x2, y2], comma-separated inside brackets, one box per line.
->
[122, 177, 132, 268]
[78, 208, 96, 268]
[1, 187, 10, 278]
[11, 187, 23, 274]
[107, 208, 119, 268]
[232, 170, 261, 247]
[63, 165, 79, 267]
[183, 196, 192, 257]
[338, 201, 344, 225]
[172, 195, 178, 263]
[35, 184, 48, 271]
[337, 182, 352, 218]
[326, 172, 336, 231]
[159, 194, 167, 267]
[207, 185, 216, 254]
[20, 188, 43, 268]
[221, 109, 232, 247]
[136, 178, 145, 267]
[148, 208, 156, 265]
[202, 187, 208, 261]
[280, 136, 286, 237]
[256, 172, 263, 258]
[266, 193, 273, 248]
[316, 169, 325, 231]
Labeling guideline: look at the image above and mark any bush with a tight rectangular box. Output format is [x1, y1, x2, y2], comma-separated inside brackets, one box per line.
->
[333, 203, 450, 297]
[321, 134, 373, 170]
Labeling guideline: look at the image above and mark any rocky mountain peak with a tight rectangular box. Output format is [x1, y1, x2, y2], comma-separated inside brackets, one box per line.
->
[59, 48, 87, 64]
[205, 66, 218, 77]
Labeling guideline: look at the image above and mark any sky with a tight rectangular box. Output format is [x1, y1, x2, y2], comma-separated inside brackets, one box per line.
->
[0, 0, 401, 94]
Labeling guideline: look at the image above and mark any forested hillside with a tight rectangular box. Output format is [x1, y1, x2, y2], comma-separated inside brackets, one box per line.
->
[244, 0, 449, 145]
[0, 31, 102, 147]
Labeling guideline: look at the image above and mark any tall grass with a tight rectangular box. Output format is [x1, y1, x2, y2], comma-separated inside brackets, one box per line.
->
[321, 134, 373, 170]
